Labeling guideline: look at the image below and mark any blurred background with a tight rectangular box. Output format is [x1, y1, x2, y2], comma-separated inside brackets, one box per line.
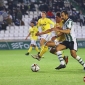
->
[0, 0, 85, 49]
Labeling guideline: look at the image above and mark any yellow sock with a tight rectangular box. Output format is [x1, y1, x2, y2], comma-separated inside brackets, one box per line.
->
[35, 46, 40, 52]
[28, 46, 32, 53]
[39, 46, 48, 57]
[41, 45, 44, 51]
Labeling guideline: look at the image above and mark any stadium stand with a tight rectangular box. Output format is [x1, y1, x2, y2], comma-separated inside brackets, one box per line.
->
[0, 0, 85, 40]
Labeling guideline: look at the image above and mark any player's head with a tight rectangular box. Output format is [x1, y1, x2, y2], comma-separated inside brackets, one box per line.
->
[41, 11, 47, 18]
[61, 11, 68, 21]
[30, 21, 35, 27]
[55, 12, 61, 23]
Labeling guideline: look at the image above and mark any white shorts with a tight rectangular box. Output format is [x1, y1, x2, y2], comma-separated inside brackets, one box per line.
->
[73, 40, 77, 51]
[30, 40, 37, 46]
[40, 33, 54, 41]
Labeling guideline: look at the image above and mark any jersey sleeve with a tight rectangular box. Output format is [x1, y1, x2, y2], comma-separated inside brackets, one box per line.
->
[48, 19, 55, 28]
[67, 20, 73, 29]
[37, 19, 41, 27]
[35, 27, 38, 32]
[29, 27, 31, 33]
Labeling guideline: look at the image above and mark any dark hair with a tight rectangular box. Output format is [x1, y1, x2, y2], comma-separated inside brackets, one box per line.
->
[61, 10, 68, 15]
[31, 21, 35, 24]
[42, 11, 47, 14]
[56, 12, 61, 18]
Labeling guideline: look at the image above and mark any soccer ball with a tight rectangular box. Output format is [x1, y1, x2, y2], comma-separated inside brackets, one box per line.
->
[31, 64, 40, 72]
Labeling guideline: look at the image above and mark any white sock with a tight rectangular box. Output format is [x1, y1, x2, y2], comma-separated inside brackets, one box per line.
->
[76, 56, 85, 67]
[56, 51, 65, 65]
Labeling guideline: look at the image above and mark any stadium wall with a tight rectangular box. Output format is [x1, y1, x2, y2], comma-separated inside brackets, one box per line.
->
[0, 40, 85, 50]
[0, 40, 40, 50]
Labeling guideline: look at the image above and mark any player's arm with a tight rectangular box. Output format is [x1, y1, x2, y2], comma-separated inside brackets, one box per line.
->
[57, 29, 70, 34]
[53, 32, 63, 38]
[36, 19, 40, 27]
[51, 32, 63, 41]
[34, 25, 40, 36]
[36, 28, 53, 36]
[25, 33, 31, 40]
[48, 19, 55, 27]
[57, 21, 72, 34]
[36, 25, 58, 36]
[35, 20, 41, 34]
[52, 26, 64, 40]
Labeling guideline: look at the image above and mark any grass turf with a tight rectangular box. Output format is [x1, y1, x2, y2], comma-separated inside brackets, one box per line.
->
[0, 48, 85, 85]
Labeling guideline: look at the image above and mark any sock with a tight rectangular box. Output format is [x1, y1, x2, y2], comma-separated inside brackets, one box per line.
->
[76, 56, 85, 67]
[28, 46, 32, 53]
[41, 45, 44, 50]
[56, 51, 65, 65]
[39, 46, 48, 57]
[53, 51, 64, 56]
[35, 46, 40, 52]
[40, 45, 44, 53]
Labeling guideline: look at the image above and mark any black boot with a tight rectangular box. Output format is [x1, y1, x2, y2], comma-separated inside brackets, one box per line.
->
[25, 52, 29, 55]
[55, 64, 66, 70]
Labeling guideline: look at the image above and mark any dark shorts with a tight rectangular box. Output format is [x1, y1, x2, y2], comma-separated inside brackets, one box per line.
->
[60, 41, 77, 51]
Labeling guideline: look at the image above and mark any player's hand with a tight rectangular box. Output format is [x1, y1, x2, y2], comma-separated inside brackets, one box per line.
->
[36, 33, 41, 36]
[36, 33, 39, 36]
[55, 27, 60, 32]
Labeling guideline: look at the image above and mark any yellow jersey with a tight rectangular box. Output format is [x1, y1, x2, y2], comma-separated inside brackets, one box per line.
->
[55, 21, 65, 42]
[37, 18, 54, 32]
[29, 26, 38, 40]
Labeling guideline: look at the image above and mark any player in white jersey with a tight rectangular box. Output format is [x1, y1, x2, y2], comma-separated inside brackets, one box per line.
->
[54, 11, 85, 70]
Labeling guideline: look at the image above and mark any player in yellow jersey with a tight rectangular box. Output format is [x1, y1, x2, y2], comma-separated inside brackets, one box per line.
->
[31, 12, 68, 64]
[36, 11, 55, 56]
[25, 21, 40, 55]
[49, 13, 65, 54]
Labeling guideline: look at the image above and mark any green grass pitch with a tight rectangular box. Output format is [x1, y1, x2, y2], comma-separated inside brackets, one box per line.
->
[0, 48, 85, 85]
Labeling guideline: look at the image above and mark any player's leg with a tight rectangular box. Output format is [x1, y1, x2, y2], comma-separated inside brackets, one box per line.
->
[35, 46, 40, 54]
[70, 50, 85, 70]
[38, 34, 52, 56]
[39, 45, 48, 57]
[31, 41, 50, 61]
[49, 47, 68, 64]
[25, 44, 33, 55]
[69, 41, 85, 70]
[33, 40, 40, 54]
[39, 33, 53, 56]
[49, 47, 56, 54]
[25, 40, 34, 55]
[31, 34, 52, 60]
[49, 37, 69, 64]
[37, 32, 57, 57]
[33, 39, 68, 64]
[38, 38, 48, 55]
[40, 38, 45, 49]
[31, 38, 48, 60]
[55, 43, 67, 69]
[39, 40, 56, 56]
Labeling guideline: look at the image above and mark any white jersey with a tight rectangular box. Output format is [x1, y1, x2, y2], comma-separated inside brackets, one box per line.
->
[63, 18, 76, 42]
